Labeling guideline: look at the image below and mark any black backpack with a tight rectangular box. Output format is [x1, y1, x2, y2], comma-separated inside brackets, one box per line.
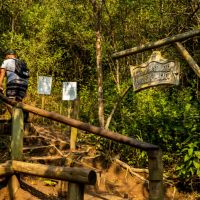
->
[14, 59, 30, 79]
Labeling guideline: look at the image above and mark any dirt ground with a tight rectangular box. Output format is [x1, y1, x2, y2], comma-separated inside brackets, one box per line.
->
[0, 123, 199, 200]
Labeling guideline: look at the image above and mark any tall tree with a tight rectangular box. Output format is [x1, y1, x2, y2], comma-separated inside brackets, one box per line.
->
[90, 0, 105, 127]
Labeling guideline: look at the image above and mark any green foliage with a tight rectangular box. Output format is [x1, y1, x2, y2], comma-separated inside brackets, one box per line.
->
[0, 0, 200, 193]
[175, 139, 200, 191]
[176, 141, 200, 178]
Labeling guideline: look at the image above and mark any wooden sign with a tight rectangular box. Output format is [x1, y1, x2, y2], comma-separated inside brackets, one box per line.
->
[130, 51, 180, 92]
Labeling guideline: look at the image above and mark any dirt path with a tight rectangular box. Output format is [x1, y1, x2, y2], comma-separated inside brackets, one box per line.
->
[0, 123, 199, 200]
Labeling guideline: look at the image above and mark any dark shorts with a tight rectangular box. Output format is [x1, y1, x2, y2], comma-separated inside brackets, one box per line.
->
[6, 80, 28, 102]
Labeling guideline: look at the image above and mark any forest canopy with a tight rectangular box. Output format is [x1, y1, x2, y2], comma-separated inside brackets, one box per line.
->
[0, 0, 200, 191]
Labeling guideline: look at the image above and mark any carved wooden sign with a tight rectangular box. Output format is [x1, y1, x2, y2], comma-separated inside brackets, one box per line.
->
[130, 51, 180, 92]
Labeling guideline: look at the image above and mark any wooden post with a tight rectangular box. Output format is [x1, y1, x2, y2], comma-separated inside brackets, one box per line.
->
[41, 95, 45, 123]
[9, 107, 24, 199]
[68, 182, 84, 200]
[59, 101, 63, 128]
[8, 174, 21, 200]
[11, 107, 24, 160]
[147, 150, 164, 200]
[70, 98, 80, 150]
[175, 42, 200, 78]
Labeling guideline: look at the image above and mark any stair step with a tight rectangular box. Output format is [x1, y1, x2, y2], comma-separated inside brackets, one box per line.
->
[23, 145, 59, 156]
[23, 136, 50, 146]
[25, 155, 66, 165]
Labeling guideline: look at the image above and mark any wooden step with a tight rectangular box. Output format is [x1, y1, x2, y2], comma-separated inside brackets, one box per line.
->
[25, 155, 66, 166]
[23, 136, 50, 146]
[23, 145, 59, 156]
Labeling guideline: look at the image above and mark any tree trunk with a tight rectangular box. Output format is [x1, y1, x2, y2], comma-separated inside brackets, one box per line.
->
[96, 30, 104, 127]
[91, 0, 105, 128]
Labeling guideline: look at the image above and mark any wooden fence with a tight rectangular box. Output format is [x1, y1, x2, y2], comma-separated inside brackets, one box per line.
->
[0, 93, 163, 200]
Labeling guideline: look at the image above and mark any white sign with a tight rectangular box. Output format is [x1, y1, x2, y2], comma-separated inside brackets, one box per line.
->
[130, 51, 180, 92]
[38, 76, 52, 95]
[62, 82, 77, 100]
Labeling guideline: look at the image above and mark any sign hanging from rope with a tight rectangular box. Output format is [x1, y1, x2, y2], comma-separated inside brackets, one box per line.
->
[130, 51, 180, 92]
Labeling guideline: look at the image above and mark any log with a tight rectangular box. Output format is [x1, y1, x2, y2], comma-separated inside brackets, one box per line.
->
[112, 29, 200, 59]
[115, 159, 149, 173]
[12, 160, 96, 185]
[0, 93, 159, 151]
[175, 42, 200, 78]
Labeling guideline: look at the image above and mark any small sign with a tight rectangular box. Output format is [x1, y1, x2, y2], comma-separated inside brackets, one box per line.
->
[38, 76, 52, 95]
[130, 51, 180, 92]
[62, 82, 77, 100]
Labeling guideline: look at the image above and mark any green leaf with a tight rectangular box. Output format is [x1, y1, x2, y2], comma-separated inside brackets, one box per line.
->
[188, 148, 193, 156]
[184, 154, 190, 162]
[194, 151, 200, 159]
[185, 103, 191, 112]
[193, 160, 200, 169]
[189, 167, 194, 175]
[43, 180, 57, 186]
[197, 169, 200, 177]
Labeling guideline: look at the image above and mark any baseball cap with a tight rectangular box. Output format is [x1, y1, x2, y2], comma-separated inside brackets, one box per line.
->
[5, 49, 16, 55]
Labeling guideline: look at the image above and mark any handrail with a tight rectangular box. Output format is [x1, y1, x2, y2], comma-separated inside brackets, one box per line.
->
[0, 93, 159, 151]
[12, 160, 97, 185]
[0, 93, 163, 199]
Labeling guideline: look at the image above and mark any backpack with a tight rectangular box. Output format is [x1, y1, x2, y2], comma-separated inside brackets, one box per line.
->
[14, 59, 30, 79]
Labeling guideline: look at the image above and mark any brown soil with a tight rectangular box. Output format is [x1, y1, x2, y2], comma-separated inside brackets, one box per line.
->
[0, 123, 199, 200]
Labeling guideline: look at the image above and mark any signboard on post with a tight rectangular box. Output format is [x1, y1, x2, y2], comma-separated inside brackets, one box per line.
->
[62, 82, 77, 101]
[62, 82, 78, 151]
[130, 51, 180, 92]
[38, 76, 52, 95]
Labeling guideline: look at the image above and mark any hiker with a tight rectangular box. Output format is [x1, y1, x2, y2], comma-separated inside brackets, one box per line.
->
[0, 49, 29, 120]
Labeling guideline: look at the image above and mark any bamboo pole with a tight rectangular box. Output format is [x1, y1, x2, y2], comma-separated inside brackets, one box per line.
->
[148, 150, 164, 200]
[12, 160, 97, 185]
[175, 42, 200, 78]
[112, 29, 200, 59]
[0, 94, 159, 151]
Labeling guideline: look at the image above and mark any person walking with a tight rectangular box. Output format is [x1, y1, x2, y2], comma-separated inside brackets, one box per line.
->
[0, 49, 29, 120]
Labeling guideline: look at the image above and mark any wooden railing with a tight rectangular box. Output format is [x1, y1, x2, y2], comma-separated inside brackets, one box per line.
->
[0, 160, 96, 200]
[0, 93, 164, 200]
